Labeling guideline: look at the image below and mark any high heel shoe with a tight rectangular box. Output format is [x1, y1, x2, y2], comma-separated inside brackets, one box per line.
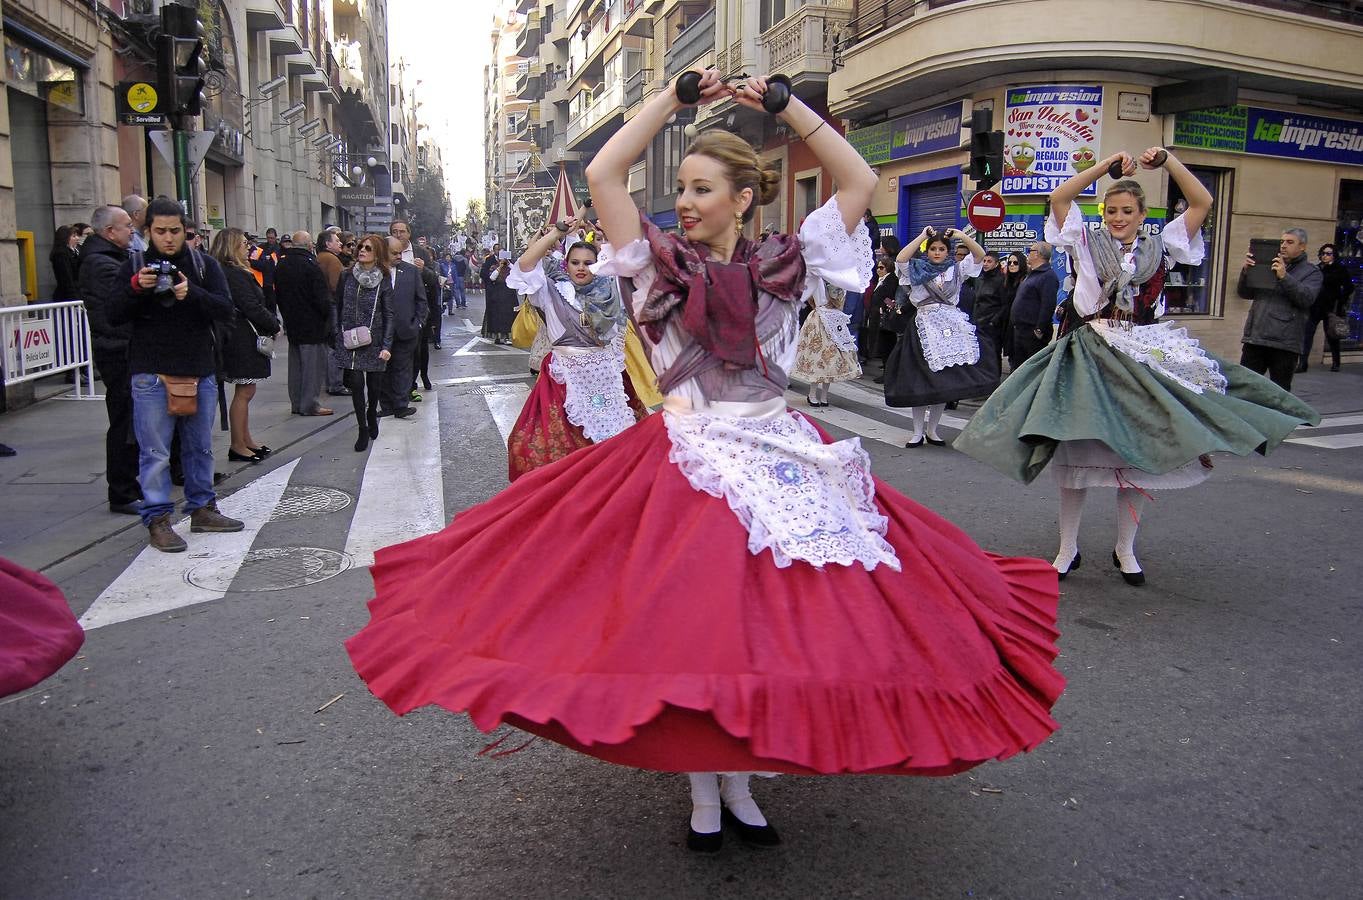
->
[227, 449, 262, 462]
[721, 806, 781, 847]
[1055, 552, 1082, 581]
[1112, 551, 1145, 586]
[905, 436, 924, 448]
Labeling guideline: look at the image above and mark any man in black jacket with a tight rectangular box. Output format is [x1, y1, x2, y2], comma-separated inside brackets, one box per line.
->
[274, 231, 334, 416]
[1009, 241, 1059, 371]
[109, 196, 242, 553]
[1237, 227, 1322, 390]
[970, 251, 1009, 371]
[381, 234, 427, 418]
[80, 204, 142, 514]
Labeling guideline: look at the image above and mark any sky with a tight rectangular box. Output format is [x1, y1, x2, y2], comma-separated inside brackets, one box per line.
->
[388, 0, 500, 218]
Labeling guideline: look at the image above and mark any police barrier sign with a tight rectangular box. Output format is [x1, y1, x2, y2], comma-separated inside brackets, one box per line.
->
[11, 317, 55, 370]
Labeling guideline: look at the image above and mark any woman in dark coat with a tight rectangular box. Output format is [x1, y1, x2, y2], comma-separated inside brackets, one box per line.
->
[482, 251, 519, 344]
[334, 233, 395, 452]
[1302, 242, 1352, 372]
[50, 225, 81, 300]
[211, 228, 282, 463]
[869, 256, 900, 384]
[1000, 250, 1028, 366]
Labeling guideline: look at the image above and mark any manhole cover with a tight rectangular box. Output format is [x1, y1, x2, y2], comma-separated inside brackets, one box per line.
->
[186, 547, 352, 592]
[468, 383, 531, 396]
[269, 485, 353, 521]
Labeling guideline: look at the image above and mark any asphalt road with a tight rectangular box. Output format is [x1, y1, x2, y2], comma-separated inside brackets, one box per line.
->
[2, 291, 1359, 899]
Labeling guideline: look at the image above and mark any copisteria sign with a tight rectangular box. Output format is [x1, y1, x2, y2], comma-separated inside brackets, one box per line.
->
[1174, 105, 1363, 166]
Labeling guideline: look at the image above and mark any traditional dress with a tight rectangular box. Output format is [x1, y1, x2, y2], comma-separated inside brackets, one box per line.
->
[883, 254, 1000, 408]
[955, 202, 1319, 488]
[1, 557, 83, 698]
[504, 262, 650, 481]
[346, 196, 1064, 777]
[791, 281, 861, 385]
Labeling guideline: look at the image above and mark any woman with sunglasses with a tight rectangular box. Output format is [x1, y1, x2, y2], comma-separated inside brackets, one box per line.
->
[211, 228, 281, 463]
[957, 148, 1317, 586]
[1302, 243, 1351, 372]
[333, 235, 395, 452]
[347, 70, 1064, 853]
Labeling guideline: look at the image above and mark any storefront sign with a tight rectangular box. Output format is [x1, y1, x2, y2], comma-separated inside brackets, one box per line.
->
[1174, 105, 1363, 167]
[337, 186, 375, 206]
[849, 102, 964, 167]
[1118, 92, 1151, 122]
[1001, 85, 1104, 197]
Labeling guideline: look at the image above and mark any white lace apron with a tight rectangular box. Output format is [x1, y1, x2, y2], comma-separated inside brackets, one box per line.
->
[1090, 320, 1227, 395]
[816, 307, 858, 352]
[915, 304, 981, 372]
[548, 333, 635, 442]
[663, 409, 901, 572]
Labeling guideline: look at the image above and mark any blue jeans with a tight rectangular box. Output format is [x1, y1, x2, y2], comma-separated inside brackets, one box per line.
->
[130, 373, 218, 525]
[451, 278, 466, 308]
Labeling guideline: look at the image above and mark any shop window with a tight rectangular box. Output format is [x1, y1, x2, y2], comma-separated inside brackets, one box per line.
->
[1333, 180, 1363, 347]
[1164, 166, 1228, 317]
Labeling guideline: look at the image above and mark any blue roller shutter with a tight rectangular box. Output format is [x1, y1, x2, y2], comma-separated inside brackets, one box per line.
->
[907, 179, 959, 239]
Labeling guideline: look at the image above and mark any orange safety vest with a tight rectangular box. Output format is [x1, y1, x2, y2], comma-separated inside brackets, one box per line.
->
[247, 246, 276, 286]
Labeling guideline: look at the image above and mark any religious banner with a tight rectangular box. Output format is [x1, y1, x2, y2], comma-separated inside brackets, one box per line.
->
[1001, 85, 1104, 196]
[509, 188, 556, 250]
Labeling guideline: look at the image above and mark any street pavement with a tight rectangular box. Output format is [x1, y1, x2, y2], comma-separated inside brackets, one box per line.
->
[1, 292, 1360, 899]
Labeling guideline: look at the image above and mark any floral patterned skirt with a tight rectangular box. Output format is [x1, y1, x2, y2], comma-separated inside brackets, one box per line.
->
[792, 307, 861, 383]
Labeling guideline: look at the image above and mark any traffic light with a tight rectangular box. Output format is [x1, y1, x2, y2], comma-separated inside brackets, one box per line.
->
[157, 3, 206, 117]
[969, 108, 1004, 189]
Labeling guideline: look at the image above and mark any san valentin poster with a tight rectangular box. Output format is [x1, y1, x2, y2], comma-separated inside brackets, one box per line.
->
[1001, 85, 1104, 196]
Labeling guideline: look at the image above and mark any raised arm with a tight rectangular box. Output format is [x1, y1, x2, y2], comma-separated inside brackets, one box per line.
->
[896, 227, 931, 264]
[734, 77, 877, 234]
[586, 70, 729, 249]
[517, 218, 578, 272]
[1051, 151, 1136, 231]
[949, 227, 986, 262]
[1140, 147, 1212, 240]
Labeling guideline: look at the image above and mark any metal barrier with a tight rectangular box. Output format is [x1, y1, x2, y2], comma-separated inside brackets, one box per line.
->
[1, 300, 98, 400]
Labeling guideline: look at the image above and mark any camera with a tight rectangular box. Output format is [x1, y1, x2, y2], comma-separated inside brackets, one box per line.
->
[152, 260, 179, 305]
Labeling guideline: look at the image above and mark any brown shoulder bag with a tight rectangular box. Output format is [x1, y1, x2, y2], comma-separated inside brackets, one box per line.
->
[157, 375, 200, 416]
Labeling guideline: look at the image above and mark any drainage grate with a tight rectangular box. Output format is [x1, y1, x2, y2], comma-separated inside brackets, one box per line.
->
[186, 547, 352, 593]
[467, 383, 531, 397]
[269, 485, 354, 521]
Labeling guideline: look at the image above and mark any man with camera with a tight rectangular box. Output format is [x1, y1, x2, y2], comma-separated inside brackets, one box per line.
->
[1237, 227, 1322, 391]
[109, 196, 242, 553]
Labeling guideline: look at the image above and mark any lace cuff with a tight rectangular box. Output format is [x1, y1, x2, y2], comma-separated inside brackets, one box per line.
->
[1044, 201, 1087, 252]
[592, 238, 653, 279]
[799, 195, 874, 296]
[958, 255, 983, 280]
[1159, 213, 1205, 266]
[506, 263, 552, 307]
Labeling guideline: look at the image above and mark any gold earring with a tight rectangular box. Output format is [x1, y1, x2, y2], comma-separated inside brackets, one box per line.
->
[734, 212, 743, 235]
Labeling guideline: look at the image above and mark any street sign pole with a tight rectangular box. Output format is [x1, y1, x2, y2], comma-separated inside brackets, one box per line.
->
[172, 118, 194, 211]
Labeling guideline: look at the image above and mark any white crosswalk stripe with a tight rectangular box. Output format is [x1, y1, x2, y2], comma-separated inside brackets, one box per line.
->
[1286, 414, 1363, 450]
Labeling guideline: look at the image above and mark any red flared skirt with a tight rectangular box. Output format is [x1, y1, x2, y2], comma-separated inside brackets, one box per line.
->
[1, 557, 84, 698]
[507, 352, 648, 482]
[348, 413, 1065, 775]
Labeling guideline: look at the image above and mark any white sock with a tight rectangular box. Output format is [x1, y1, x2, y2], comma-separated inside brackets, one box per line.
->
[1115, 488, 1147, 573]
[720, 773, 768, 827]
[925, 403, 946, 441]
[910, 406, 927, 441]
[818, 382, 830, 405]
[688, 772, 721, 833]
[1054, 487, 1086, 571]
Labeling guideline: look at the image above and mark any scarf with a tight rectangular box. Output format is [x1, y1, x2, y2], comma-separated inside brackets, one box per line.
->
[638, 213, 805, 367]
[906, 256, 960, 304]
[554, 271, 624, 340]
[354, 265, 382, 290]
[1088, 228, 1163, 313]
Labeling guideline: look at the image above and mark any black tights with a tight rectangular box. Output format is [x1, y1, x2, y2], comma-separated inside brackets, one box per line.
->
[345, 368, 383, 432]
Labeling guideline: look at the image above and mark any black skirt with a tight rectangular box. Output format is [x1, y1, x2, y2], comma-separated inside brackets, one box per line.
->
[883, 306, 1000, 407]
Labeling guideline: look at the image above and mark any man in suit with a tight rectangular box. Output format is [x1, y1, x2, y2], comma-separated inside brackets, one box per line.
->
[380, 234, 427, 419]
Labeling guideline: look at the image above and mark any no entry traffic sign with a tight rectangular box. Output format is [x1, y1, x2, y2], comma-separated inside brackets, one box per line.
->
[966, 190, 1006, 232]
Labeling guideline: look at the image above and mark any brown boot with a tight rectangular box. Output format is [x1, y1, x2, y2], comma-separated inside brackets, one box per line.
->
[190, 502, 244, 533]
[147, 514, 187, 553]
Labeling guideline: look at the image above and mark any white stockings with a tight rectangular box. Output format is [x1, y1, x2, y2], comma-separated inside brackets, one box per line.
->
[1054, 487, 1085, 571]
[1054, 486, 1148, 574]
[909, 404, 946, 442]
[687, 772, 768, 832]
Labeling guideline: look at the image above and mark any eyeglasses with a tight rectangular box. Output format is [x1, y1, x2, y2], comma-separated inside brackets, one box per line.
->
[345, 242, 357, 248]
[358, 244, 375, 253]
[1006, 260, 1020, 266]
[1321, 250, 1335, 256]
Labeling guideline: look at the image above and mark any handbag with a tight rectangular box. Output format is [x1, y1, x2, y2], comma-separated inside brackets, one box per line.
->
[246, 318, 275, 358]
[157, 375, 200, 416]
[342, 281, 380, 350]
[511, 299, 542, 349]
[1327, 313, 1350, 340]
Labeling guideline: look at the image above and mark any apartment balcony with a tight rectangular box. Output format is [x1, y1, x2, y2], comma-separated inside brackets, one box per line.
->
[521, 61, 546, 101]
[623, 66, 651, 109]
[760, 1, 853, 92]
[516, 8, 542, 57]
[245, 0, 287, 32]
[566, 80, 625, 149]
[663, 6, 715, 80]
[268, 23, 305, 56]
[831, 0, 1363, 119]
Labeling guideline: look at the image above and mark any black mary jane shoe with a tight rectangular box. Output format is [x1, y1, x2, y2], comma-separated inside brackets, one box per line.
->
[249, 445, 272, 457]
[721, 807, 781, 847]
[924, 435, 947, 446]
[227, 449, 263, 463]
[905, 437, 924, 448]
[1112, 551, 1145, 586]
[1056, 552, 1082, 581]
[686, 823, 723, 853]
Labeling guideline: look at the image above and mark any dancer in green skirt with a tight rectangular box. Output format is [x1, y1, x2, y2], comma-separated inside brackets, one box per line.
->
[954, 146, 1318, 586]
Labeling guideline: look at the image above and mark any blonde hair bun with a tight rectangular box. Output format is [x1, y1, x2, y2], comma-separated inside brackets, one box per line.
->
[685, 130, 774, 223]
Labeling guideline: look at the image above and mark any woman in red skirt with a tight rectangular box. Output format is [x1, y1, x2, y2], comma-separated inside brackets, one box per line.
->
[346, 69, 1065, 852]
[504, 219, 649, 481]
[1, 556, 83, 698]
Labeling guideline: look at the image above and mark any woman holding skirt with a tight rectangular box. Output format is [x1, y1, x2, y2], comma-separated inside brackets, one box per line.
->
[346, 69, 1065, 853]
[955, 147, 1318, 584]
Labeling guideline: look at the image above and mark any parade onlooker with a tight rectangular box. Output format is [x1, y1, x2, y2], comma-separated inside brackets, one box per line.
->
[274, 230, 334, 417]
[211, 228, 281, 463]
[970, 250, 1008, 372]
[1009, 241, 1059, 371]
[380, 234, 425, 419]
[109, 196, 242, 553]
[78, 204, 140, 514]
[482, 250, 518, 345]
[334, 234, 395, 451]
[49, 226, 81, 301]
[316, 230, 350, 397]
[120, 194, 147, 253]
[1237, 228, 1321, 391]
[389, 221, 440, 396]
[869, 251, 901, 385]
[1301, 242, 1351, 373]
[338, 232, 357, 268]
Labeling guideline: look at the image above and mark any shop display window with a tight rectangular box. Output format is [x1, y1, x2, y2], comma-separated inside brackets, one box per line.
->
[1332, 180, 1363, 348]
[1164, 166, 1227, 316]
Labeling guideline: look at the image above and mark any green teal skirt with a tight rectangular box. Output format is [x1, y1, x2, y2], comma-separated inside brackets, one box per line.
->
[953, 325, 1320, 485]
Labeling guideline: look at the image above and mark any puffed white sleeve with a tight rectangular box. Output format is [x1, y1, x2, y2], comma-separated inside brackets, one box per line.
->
[592, 237, 656, 320]
[798, 195, 874, 300]
[1045, 201, 1105, 318]
[505, 261, 558, 309]
[958, 255, 983, 279]
[1159, 212, 1206, 267]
